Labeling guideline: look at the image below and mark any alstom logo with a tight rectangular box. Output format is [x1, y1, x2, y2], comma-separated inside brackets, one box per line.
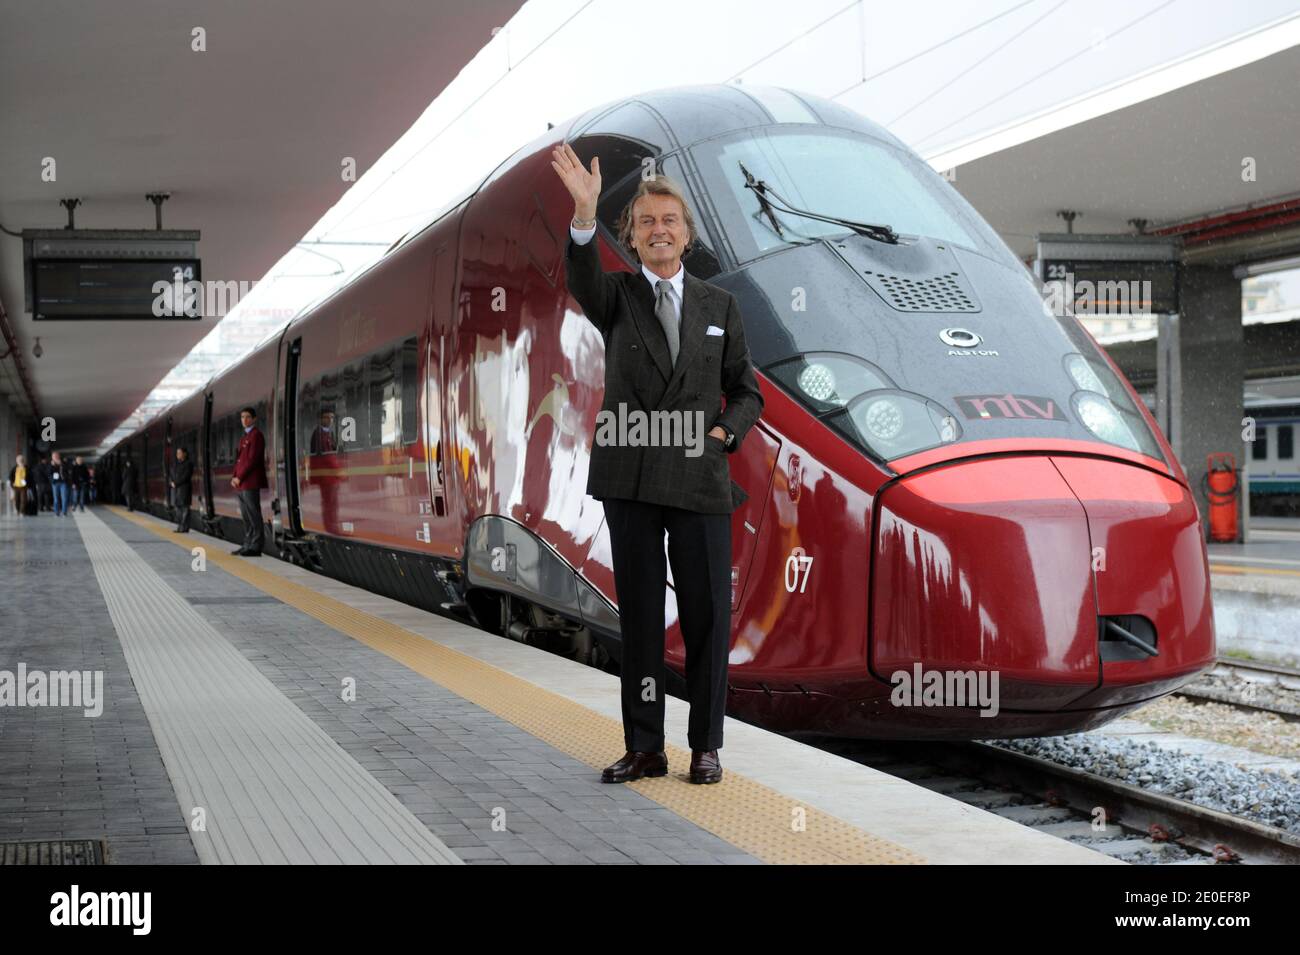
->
[955, 394, 1065, 421]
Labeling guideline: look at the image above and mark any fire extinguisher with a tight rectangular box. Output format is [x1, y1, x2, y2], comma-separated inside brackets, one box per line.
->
[1203, 452, 1239, 543]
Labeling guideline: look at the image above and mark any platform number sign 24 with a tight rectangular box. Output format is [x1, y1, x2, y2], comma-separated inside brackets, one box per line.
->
[784, 547, 813, 593]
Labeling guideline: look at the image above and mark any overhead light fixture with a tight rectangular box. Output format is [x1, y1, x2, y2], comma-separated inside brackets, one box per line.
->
[1234, 256, 1300, 279]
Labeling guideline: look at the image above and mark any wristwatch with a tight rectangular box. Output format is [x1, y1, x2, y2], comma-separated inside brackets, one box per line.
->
[719, 424, 736, 449]
[572, 215, 596, 229]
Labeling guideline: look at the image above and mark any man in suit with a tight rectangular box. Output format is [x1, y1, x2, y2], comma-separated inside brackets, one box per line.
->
[551, 144, 764, 785]
[231, 406, 267, 556]
[170, 447, 194, 533]
[70, 455, 90, 512]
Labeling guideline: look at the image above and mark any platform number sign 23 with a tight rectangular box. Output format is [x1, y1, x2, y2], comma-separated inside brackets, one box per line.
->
[784, 547, 813, 593]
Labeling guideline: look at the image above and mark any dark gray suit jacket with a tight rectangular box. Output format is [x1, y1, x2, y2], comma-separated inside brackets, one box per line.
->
[565, 234, 764, 514]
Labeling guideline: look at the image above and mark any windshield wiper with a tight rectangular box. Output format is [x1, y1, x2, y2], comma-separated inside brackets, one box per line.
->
[739, 162, 899, 245]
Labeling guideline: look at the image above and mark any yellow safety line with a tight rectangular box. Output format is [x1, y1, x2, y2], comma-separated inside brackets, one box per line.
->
[108, 507, 923, 865]
[1210, 563, 1300, 578]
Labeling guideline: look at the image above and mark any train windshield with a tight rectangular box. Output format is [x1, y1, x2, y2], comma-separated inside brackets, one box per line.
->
[692, 126, 1005, 263]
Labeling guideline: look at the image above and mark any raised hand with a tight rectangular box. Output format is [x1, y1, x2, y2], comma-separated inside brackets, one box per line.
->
[550, 143, 601, 221]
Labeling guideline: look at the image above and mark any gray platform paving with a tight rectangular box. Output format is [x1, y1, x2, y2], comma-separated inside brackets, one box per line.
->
[0, 512, 197, 864]
[2, 507, 760, 864]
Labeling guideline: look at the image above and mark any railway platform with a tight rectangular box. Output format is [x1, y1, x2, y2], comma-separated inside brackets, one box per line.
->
[1210, 518, 1300, 664]
[0, 505, 1118, 865]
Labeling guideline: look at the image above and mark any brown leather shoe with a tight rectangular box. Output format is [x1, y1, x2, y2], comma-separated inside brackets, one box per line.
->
[689, 749, 723, 784]
[600, 750, 667, 784]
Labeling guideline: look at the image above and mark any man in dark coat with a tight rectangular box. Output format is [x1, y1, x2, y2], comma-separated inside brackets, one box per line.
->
[70, 456, 90, 512]
[231, 406, 267, 556]
[120, 459, 136, 511]
[34, 456, 52, 512]
[552, 145, 764, 785]
[170, 447, 194, 533]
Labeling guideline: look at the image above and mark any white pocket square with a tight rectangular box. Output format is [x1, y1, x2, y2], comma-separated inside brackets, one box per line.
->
[706, 325, 725, 336]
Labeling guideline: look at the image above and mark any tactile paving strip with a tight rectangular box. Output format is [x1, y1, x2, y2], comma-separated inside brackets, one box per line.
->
[112, 507, 924, 865]
[76, 510, 462, 865]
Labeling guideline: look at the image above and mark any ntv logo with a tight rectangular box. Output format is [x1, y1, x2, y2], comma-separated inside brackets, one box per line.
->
[50, 885, 151, 935]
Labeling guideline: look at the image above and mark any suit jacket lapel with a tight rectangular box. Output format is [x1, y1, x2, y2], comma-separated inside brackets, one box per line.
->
[664, 272, 709, 395]
[629, 270, 674, 383]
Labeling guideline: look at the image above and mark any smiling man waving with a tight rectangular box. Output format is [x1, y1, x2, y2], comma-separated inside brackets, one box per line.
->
[552, 143, 764, 785]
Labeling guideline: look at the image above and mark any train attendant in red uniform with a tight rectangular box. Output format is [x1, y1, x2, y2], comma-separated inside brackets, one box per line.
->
[552, 144, 764, 785]
[231, 405, 267, 556]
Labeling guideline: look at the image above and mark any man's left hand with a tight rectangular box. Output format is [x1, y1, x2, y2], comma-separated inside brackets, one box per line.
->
[708, 426, 726, 442]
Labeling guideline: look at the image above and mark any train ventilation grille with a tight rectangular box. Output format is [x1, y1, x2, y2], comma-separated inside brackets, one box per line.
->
[864, 270, 980, 313]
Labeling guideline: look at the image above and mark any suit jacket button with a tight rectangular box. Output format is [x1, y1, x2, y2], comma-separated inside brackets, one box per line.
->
[706, 355, 712, 362]
[631, 344, 639, 350]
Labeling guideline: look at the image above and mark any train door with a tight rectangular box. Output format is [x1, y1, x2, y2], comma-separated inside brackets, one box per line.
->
[423, 244, 461, 556]
[281, 337, 304, 535]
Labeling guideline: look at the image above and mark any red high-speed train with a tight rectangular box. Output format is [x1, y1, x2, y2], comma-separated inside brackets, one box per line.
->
[104, 84, 1215, 739]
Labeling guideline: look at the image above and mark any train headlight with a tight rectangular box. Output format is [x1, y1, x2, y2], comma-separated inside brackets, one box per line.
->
[1064, 353, 1107, 396]
[862, 397, 903, 441]
[797, 362, 836, 403]
[836, 390, 961, 461]
[1073, 392, 1140, 451]
[769, 353, 893, 414]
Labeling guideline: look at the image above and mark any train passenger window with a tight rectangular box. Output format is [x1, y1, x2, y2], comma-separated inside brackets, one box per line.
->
[368, 347, 400, 447]
[1279, 425, 1294, 460]
[342, 361, 369, 450]
[401, 337, 419, 444]
[1252, 428, 1268, 461]
[320, 371, 343, 448]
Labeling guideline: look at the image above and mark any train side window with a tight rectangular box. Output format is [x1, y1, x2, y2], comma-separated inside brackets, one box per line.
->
[321, 371, 343, 449]
[300, 376, 320, 453]
[368, 346, 400, 448]
[1279, 425, 1294, 460]
[1252, 428, 1268, 461]
[342, 360, 369, 450]
[401, 337, 419, 444]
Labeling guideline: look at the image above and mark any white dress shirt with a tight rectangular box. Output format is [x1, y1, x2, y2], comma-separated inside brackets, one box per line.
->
[571, 222, 684, 324]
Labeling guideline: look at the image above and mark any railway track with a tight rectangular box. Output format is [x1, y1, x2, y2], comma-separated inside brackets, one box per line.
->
[815, 738, 1300, 865]
[1174, 656, 1300, 721]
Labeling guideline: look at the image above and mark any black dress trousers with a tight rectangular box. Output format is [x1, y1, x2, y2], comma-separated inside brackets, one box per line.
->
[602, 497, 732, 753]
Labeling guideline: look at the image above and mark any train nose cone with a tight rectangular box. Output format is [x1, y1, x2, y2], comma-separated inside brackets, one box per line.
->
[871, 456, 1101, 709]
[871, 455, 1216, 716]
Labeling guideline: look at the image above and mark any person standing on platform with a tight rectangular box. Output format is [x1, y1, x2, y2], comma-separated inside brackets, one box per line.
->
[70, 456, 90, 512]
[49, 452, 69, 516]
[121, 458, 137, 511]
[8, 455, 28, 517]
[230, 406, 266, 556]
[88, 464, 97, 504]
[551, 144, 764, 785]
[170, 446, 194, 533]
[34, 456, 52, 512]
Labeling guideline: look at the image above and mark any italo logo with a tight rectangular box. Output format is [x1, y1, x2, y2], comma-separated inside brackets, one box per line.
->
[955, 393, 1065, 421]
[49, 885, 151, 935]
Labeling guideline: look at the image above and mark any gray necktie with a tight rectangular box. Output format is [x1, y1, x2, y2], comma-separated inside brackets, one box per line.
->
[655, 279, 679, 367]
